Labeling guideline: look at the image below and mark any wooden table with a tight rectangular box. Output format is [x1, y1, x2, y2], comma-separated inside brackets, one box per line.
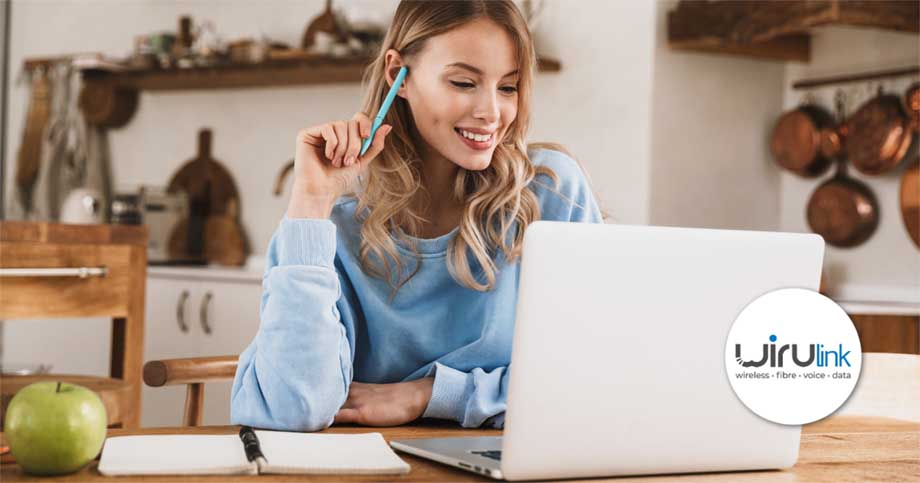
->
[2, 416, 918, 482]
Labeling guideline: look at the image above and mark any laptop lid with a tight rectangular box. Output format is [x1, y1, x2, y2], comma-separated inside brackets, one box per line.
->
[500, 221, 824, 481]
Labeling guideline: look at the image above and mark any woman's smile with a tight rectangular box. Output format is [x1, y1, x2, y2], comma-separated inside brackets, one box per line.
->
[454, 127, 496, 151]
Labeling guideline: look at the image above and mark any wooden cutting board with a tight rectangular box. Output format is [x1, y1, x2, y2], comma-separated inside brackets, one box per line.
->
[166, 128, 248, 265]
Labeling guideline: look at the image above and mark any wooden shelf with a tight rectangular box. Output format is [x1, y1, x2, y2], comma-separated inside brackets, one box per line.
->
[667, 0, 919, 62]
[26, 50, 561, 128]
[81, 54, 562, 92]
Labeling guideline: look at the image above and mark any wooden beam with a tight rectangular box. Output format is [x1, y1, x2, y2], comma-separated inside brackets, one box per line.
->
[668, 0, 918, 62]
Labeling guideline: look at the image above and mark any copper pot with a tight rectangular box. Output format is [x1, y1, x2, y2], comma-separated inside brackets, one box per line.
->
[905, 82, 919, 134]
[900, 156, 920, 250]
[846, 89, 913, 175]
[806, 159, 879, 248]
[771, 104, 835, 177]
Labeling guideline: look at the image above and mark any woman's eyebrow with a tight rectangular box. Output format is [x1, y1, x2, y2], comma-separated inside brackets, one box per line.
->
[445, 62, 519, 78]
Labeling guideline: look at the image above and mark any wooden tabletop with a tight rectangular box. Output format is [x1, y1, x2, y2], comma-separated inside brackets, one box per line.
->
[2, 416, 918, 482]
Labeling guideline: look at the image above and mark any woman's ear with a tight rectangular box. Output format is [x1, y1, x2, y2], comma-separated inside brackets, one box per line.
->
[383, 49, 409, 99]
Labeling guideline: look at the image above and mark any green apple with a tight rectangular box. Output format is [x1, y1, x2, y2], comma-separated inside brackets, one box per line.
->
[5, 381, 107, 475]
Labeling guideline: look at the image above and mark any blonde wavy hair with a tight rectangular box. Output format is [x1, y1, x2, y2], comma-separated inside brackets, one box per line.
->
[349, 0, 601, 300]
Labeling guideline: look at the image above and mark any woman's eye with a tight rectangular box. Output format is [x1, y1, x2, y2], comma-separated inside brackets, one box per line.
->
[450, 81, 517, 94]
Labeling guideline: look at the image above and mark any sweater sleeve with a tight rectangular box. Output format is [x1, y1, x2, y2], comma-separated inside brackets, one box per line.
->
[229, 216, 354, 432]
[421, 150, 604, 429]
[421, 362, 510, 428]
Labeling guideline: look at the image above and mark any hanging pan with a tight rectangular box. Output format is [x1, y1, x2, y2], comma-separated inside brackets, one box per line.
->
[770, 94, 834, 177]
[806, 92, 879, 248]
[846, 85, 913, 175]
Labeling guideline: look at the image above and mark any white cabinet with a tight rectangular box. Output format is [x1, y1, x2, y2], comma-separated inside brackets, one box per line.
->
[141, 268, 261, 428]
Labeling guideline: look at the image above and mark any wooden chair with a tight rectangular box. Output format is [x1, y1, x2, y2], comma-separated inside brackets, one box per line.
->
[0, 221, 148, 429]
[143, 355, 238, 426]
[835, 352, 920, 422]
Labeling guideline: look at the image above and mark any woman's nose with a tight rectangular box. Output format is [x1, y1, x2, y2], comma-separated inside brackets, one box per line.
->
[472, 91, 500, 124]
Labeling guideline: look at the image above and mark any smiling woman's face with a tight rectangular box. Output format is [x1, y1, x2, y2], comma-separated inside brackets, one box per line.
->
[388, 18, 520, 172]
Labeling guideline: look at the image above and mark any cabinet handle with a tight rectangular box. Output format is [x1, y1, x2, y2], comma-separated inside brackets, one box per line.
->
[200, 291, 213, 335]
[176, 290, 190, 333]
[0, 266, 107, 278]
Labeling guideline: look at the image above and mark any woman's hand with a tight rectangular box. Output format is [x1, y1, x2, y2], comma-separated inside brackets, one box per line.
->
[287, 112, 392, 219]
[332, 377, 434, 427]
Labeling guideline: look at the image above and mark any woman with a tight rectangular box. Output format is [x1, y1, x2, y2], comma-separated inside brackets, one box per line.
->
[231, 0, 606, 432]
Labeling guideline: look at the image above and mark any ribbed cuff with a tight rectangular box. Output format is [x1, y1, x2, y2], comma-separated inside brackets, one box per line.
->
[422, 362, 470, 423]
[277, 216, 337, 268]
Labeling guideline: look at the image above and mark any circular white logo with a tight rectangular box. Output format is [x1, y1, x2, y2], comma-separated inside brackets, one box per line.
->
[725, 288, 861, 425]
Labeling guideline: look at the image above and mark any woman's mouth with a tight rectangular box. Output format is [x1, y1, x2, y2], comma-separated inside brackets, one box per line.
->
[454, 127, 494, 151]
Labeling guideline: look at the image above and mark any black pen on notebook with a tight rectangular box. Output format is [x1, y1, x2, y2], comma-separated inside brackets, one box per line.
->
[239, 426, 267, 467]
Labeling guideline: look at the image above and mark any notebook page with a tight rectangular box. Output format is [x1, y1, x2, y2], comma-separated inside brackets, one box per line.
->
[255, 430, 410, 475]
[98, 434, 257, 476]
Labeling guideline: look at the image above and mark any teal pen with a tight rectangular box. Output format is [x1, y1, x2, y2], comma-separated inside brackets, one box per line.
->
[360, 65, 408, 156]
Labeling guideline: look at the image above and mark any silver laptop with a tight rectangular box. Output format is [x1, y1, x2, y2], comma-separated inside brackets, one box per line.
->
[390, 221, 825, 480]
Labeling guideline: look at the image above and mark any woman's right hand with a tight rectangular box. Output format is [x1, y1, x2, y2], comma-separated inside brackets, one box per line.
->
[287, 112, 392, 219]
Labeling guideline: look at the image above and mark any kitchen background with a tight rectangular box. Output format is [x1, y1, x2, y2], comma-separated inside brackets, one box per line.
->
[1, 0, 918, 427]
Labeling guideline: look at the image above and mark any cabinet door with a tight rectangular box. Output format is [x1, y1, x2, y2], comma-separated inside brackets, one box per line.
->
[195, 281, 262, 426]
[141, 277, 200, 427]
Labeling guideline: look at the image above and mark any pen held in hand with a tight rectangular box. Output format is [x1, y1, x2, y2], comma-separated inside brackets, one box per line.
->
[360, 66, 408, 157]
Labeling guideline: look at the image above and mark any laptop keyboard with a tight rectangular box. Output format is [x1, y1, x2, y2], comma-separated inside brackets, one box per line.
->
[471, 450, 502, 461]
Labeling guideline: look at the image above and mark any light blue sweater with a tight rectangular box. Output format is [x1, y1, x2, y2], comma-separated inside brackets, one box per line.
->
[230, 148, 604, 432]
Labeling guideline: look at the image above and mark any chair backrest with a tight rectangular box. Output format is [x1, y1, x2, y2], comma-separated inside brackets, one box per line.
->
[835, 352, 920, 422]
[143, 355, 239, 426]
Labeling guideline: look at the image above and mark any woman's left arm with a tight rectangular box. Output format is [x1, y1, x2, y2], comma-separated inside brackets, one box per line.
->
[422, 362, 510, 428]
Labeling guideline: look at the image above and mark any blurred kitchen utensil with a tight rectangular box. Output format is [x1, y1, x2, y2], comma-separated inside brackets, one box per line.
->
[900, 155, 920, 250]
[204, 198, 247, 266]
[806, 158, 879, 248]
[770, 100, 834, 177]
[139, 186, 189, 264]
[847, 86, 913, 175]
[60, 188, 105, 224]
[166, 128, 247, 266]
[78, 81, 138, 128]
[302, 0, 347, 52]
[111, 192, 142, 225]
[15, 66, 51, 210]
[172, 15, 196, 68]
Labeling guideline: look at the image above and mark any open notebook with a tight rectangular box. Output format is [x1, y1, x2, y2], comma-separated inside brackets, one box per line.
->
[98, 427, 410, 476]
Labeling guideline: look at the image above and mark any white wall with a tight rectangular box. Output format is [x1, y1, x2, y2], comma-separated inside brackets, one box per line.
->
[532, 0, 656, 224]
[3, 0, 657, 258]
[779, 26, 919, 302]
[648, 0, 785, 231]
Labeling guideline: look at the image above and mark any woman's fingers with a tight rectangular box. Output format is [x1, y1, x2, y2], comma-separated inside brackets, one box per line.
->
[357, 124, 392, 168]
[352, 112, 372, 139]
[319, 124, 337, 162]
[331, 121, 348, 166]
[344, 119, 361, 166]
